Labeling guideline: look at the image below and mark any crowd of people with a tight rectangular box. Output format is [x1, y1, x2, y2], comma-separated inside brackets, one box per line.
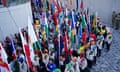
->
[0, 0, 113, 72]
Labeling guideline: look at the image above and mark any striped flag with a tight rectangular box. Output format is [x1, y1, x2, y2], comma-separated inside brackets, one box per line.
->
[19, 29, 33, 69]
[28, 16, 38, 62]
[44, 15, 49, 40]
[71, 11, 75, 44]
[0, 43, 10, 72]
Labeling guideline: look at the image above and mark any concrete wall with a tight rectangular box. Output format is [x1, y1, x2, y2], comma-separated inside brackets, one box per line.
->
[0, 2, 33, 41]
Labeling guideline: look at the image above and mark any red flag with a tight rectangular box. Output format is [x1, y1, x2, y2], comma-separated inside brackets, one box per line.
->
[0, 43, 10, 72]
[57, 1, 62, 14]
[80, 0, 84, 9]
[19, 30, 32, 69]
[63, 32, 68, 57]
[2, 0, 7, 7]
[82, 31, 86, 43]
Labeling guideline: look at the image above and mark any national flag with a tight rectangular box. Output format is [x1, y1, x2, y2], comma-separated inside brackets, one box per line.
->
[0, 43, 10, 72]
[58, 1, 62, 14]
[10, 38, 17, 59]
[70, 0, 73, 6]
[55, 19, 59, 36]
[92, 12, 97, 31]
[2, 0, 7, 7]
[71, 11, 75, 44]
[63, 32, 69, 58]
[44, 15, 49, 40]
[81, 15, 86, 29]
[43, 0, 47, 11]
[51, 1, 55, 12]
[19, 29, 32, 69]
[76, 0, 78, 10]
[80, 0, 84, 10]
[53, 0, 58, 7]
[28, 16, 38, 62]
[78, 23, 82, 43]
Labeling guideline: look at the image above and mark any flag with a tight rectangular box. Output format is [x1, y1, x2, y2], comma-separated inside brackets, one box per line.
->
[80, 0, 84, 10]
[81, 15, 86, 29]
[55, 19, 59, 36]
[71, 11, 75, 44]
[43, 0, 47, 11]
[76, 0, 78, 10]
[51, 1, 55, 12]
[28, 16, 38, 62]
[58, 1, 62, 14]
[0, 43, 10, 72]
[19, 29, 32, 69]
[63, 32, 68, 58]
[53, 0, 58, 7]
[28, 17, 37, 43]
[2, 0, 7, 7]
[78, 23, 82, 43]
[92, 12, 97, 32]
[70, 0, 73, 6]
[45, 15, 49, 40]
[10, 38, 16, 59]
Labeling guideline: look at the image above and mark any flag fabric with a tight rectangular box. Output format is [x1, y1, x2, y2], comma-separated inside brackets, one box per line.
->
[62, 32, 68, 58]
[10, 38, 16, 59]
[19, 29, 32, 69]
[45, 15, 49, 40]
[2, 0, 7, 7]
[0, 43, 10, 72]
[76, 0, 78, 10]
[81, 15, 86, 29]
[70, 0, 73, 6]
[78, 23, 82, 43]
[28, 17, 37, 43]
[58, 1, 62, 14]
[71, 11, 75, 44]
[51, 1, 55, 12]
[28, 16, 38, 62]
[80, 0, 84, 10]
[55, 19, 59, 36]
[92, 12, 97, 32]
[43, 0, 47, 7]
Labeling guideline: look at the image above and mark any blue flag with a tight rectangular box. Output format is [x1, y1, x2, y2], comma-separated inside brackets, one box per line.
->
[78, 23, 82, 43]
[10, 38, 16, 58]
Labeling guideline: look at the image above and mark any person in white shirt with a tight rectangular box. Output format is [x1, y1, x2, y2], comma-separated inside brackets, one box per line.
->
[96, 32, 104, 57]
[79, 53, 88, 72]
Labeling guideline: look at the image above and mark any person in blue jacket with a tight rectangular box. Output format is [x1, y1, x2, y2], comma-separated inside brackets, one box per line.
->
[47, 58, 56, 72]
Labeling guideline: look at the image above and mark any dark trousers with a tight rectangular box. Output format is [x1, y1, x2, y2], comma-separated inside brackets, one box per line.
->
[106, 42, 111, 51]
[87, 59, 93, 69]
[93, 56, 96, 65]
[60, 65, 65, 72]
[115, 20, 120, 30]
[97, 49, 101, 57]
[80, 67, 90, 72]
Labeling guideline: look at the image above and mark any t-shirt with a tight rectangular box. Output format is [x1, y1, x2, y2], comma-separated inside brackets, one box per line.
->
[47, 63, 56, 72]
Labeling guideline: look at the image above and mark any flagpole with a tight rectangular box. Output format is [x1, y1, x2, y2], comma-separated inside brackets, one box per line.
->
[58, 24, 61, 68]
